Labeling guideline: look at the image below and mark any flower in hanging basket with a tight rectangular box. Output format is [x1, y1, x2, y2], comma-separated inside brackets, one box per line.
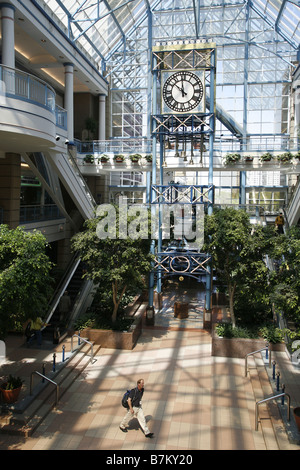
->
[259, 152, 273, 162]
[99, 154, 110, 163]
[114, 154, 125, 162]
[224, 153, 241, 164]
[277, 152, 293, 163]
[129, 154, 142, 163]
[83, 154, 94, 164]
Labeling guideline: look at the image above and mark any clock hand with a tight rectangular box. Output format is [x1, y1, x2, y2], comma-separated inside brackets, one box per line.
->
[174, 83, 187, 96]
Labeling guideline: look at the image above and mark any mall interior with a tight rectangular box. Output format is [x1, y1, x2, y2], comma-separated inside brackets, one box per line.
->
[0, 0, 300, 451]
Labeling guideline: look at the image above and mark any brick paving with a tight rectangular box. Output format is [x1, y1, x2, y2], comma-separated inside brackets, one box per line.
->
[0, 286, 299, 451]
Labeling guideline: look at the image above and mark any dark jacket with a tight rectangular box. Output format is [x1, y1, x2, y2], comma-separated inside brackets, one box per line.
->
[129, 387, 144, 407]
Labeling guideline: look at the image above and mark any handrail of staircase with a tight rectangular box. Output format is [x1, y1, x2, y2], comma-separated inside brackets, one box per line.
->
[245, 345, 271, 377]
[30, 371, 59, 406]
[66, 144, 97, 209]
[44, 253, 81, 326]
[255, 392, 290, 431]
[71, 334, 94, 362]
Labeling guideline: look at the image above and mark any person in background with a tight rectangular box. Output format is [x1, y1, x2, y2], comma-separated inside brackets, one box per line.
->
[59, 291, 71, 324]
[26, 317, 49, 347]
[275, 212, 285, 234]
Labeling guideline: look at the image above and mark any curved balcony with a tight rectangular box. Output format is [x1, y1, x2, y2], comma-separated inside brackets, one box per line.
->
[0, 65, 62, 152]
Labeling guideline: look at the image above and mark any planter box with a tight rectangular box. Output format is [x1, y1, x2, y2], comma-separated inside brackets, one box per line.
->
[174, 301, 189, 319]
[81, 303, 146, 350]
[212, 328, 286, 358]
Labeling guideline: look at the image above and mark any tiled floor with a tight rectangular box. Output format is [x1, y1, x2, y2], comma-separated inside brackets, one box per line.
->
[0, 283, 299, 451]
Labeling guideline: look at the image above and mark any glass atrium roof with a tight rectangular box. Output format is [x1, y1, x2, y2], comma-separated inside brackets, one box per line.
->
[39, 0, 300, 143]
[40, 0, 300, 64]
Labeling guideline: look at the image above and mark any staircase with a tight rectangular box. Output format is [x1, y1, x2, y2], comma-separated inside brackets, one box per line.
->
[246, 353, 292, 450]
[0, 338, 101, 437]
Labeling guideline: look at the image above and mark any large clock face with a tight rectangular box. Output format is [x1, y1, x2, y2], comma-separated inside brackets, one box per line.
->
[162, 71, 204, 113]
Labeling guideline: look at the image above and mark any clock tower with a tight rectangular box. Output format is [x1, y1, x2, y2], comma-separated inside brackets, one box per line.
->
[148, 40, 216, 318]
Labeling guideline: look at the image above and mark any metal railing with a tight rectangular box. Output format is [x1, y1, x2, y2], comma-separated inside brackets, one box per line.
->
[245, 346, 271, 377]
[71, 334, 94, 362]
[30, 371, 59, 407]
[255, 393, 291, 431]
[0, 64, 56, 112]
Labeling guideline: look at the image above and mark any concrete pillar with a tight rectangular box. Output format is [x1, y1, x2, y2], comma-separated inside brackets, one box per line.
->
[0, 153, 20, 228]
[98, 94, 106, 140]
[0, 3, 15, 68]
[64, 63, 74, 142]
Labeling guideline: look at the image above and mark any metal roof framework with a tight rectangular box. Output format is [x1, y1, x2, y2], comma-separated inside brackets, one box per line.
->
[40, 0, 300, 141]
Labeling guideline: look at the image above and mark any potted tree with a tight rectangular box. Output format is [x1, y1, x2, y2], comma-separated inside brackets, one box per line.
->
[0, 375, 24, 404]
[114, 154, 125, 163]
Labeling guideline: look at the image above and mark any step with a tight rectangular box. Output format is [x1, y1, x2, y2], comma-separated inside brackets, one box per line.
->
[0, 340, 101, 437]
[248, 354, 291, 450]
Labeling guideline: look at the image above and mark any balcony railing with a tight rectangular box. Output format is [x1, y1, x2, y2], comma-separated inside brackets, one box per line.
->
[0, 64, 67, 128]
[0, 64, 56, 111]
[19, 204, 64, 224]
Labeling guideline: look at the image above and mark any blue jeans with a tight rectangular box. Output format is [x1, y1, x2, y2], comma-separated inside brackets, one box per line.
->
[28, 330, 42, 346]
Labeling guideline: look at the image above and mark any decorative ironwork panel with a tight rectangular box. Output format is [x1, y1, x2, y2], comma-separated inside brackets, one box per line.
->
[151, 184, 214, 204]
[154, 251, 211, 277]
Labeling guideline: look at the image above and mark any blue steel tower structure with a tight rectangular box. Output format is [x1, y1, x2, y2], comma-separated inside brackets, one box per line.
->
[148, 41, 217, 315]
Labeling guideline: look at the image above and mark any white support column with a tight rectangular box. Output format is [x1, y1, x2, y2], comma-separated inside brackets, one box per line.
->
[98, 94, 106, 140]
[64, 62, 74, 142]
[0, 3, 15, 68]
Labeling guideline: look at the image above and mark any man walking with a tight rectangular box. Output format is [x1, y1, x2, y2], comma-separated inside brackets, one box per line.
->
[119, 379, 154, 438]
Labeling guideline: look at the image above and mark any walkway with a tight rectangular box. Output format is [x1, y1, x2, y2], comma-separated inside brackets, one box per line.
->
[0, 283, 299, 451]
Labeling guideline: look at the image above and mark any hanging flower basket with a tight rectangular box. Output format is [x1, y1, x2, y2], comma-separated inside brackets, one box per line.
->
[277, 152, 293, 163]
[99, 154, 110, 163]
[224, 153, 241, 164]
[259, 152, 273, 162]
[83, 154, 94, 164]
[114, 154, 125, 163]
[129, 154, 142, 163]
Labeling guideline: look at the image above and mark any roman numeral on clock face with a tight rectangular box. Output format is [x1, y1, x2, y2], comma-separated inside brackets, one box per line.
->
[162, 71, 204, 113]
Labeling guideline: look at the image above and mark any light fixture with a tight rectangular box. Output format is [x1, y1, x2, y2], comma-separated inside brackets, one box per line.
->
[55, 135, 60, 141]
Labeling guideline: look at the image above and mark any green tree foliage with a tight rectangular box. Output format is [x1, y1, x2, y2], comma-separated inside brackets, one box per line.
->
[0, 225, 54, 338]
[71, 205, 153, 323]
[269, 226, 300, 326]
[204, 208, 271, 327]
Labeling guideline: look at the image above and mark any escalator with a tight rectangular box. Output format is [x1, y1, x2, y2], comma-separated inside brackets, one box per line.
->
[286, 179, 300, 226]
[44, 145, 96, 220]
[43, 254, 96, 343]
[22, 147, 98, 343]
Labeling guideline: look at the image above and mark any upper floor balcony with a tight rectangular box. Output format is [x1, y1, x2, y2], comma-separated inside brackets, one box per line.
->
[0, 65, 67, 153]
[75, 135, 300, 174]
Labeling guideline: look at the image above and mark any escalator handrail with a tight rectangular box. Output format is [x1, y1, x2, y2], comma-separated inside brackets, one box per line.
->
[45, 253, 81, 325]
